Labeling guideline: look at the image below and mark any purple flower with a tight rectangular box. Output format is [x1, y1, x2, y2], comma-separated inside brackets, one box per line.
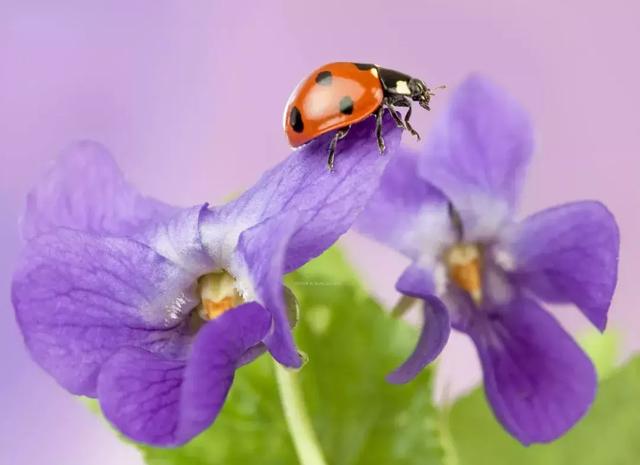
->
[12, 115, 400, 446]
[357, 76, 619, 444]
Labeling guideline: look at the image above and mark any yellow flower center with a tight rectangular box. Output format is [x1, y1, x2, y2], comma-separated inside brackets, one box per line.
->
[445, 242, 483, 304]
[197, 271, 244, 321]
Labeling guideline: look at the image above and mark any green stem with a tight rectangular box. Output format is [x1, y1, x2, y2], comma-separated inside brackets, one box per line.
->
[274, 361, 328, 465]
[391, 295, 419, 319]
[438, 406, 461, 465]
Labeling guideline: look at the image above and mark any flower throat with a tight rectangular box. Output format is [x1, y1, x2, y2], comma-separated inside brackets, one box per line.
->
[197, 271, 243, 321]
[445, 202, 483, 304]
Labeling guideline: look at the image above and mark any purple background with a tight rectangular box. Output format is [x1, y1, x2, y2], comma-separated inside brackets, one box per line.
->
[1, 1, 637, 463]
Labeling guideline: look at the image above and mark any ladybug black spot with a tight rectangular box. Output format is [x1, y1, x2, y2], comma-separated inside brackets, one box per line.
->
[339, 96, 354, 115]
[315, 70, 332, 86]
[289, 106, 304, 133]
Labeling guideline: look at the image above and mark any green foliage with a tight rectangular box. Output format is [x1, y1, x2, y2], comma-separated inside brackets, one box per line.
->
[140, 248, 444, 465]
[446, 356, 640, 465]
[288, 248, 444, 465]
[579, 329, 620, 380]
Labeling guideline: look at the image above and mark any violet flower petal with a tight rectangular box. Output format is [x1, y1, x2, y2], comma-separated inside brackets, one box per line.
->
[203, 114, 401, 271]
[356, 149, 451, 260]
[396, 261, 438, 297]
[22, 141, 177, 240]
[418, 75, 533, 238]
[388, 263, 451, 383]
[386, 299, 450, 384]
[97, 302, 271, 446]
[235, 210, 314, 368]
[507, 201, 619, 331]
[140, 205, 216, 276]
[12, 229, 198, 396]
[467, 296, 596, 445]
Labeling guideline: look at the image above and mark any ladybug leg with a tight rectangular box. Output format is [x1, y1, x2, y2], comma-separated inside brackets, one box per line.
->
[383, 98, 406, 129]
[327, 125, 351, 171]
[401, 104, 421, 140]
[375, 106, 386, 154]
[390, 97, 421, 140]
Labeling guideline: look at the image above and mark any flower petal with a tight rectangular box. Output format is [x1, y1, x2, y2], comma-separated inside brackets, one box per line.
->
[356, 149, 452, 260]
[418, 75, 533, 239]
[203, 114, 401, 270]
[11, 229, 198, 396]
[234, 210, 314, 368]
[22, 141, 177, 240]
[97, 302, 271, 446]
[466, 296, 596, 445]
[507, 201, 619, 331]
[140, 205, 216, 276]
[387, 298, 450, 384]
[396, 261, 438, 297]
[391, 263, 451, 383]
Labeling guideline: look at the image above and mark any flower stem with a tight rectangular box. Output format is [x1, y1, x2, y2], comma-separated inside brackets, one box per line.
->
[438, 406, 461, 465]
[391, 295, 419, 319]
[274, 361, 327, 465]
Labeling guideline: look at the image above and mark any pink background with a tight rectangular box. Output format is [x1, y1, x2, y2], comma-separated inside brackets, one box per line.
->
[1, 1, 637, 463]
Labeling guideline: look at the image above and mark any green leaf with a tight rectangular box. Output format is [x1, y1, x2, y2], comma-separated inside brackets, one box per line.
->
[288, 248, 444, 465]
[137, 247, 444, 465]
[446, 356, 640, 465]
[579, 329, 620, 379]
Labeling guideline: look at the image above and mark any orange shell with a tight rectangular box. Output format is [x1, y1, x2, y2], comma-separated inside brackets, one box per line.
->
[283, 62, 384, 147]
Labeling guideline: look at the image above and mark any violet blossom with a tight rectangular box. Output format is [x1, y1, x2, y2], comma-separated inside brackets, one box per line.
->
[11, 115, 400, 446]
[357, 76, 619, 444]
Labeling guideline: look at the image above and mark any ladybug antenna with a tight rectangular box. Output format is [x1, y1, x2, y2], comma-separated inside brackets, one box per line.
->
[428, 84, 447, 96]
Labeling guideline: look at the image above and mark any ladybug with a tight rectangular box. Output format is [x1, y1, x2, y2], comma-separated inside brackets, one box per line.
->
[284, 62, 440, 170]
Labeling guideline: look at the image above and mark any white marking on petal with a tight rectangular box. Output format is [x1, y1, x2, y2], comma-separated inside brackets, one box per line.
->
[484, 264, 514, 306]
[403, 203, 456, 267]
[163, 285, 199, 325]
[143, 207, 214, 275]
[434, 263, 449, 296]
[200, 214, 253, 270]
[463, 193, 510, 242]
[492, 246, 516, 271]
[228, 257, 257, 303]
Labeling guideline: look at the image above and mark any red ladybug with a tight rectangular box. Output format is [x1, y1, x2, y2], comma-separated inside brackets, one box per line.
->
[284, 62, 439, 170]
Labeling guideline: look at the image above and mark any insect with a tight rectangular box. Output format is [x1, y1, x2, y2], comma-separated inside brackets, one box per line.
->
[283, 62, 440, 170]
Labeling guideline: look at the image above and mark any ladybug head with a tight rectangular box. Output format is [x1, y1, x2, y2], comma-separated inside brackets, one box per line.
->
[408, 78, 432, 110]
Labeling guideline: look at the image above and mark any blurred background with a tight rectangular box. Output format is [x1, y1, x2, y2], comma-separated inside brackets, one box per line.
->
[1, 1, 638, 463]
